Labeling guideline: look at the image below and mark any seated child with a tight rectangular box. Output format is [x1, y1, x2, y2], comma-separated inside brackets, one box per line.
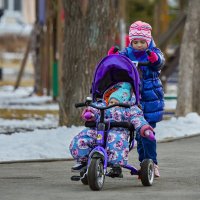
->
[69, 82, 154, 175]
[108, 86, 130, 106]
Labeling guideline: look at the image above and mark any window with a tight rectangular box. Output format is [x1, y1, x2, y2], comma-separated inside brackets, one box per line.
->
[3, 0, 8, 9]
[3, 0, 22, 11]
[14, 0, 21, 11]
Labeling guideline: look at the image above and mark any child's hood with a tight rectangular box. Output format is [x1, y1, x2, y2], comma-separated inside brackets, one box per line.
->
[109, 88, 131, 103]
[101, 82, 137, 106]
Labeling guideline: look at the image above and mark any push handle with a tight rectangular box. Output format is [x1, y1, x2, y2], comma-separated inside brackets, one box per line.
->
[75, 103, 86, 108]
[136, 49, 152, 67]
[113, 46, 120, 53]
[75, 96, 92, 108]
[146, 49, 152, 56]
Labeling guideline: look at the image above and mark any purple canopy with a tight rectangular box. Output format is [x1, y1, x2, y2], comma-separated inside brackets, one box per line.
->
[91, 54, 140, 105]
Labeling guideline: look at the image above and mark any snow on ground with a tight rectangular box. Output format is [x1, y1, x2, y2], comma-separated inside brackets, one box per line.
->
[0, 116, 58, 132]
[0, 126, 84, 162]
[0, 86, 58, 110]
[0, 86, 200, 162]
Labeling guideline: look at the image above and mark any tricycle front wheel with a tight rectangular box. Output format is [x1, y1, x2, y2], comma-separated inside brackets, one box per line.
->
[88, 158, 105, 191]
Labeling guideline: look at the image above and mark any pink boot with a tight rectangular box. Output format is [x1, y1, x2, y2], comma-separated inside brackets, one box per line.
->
[154, 164, 160, 178]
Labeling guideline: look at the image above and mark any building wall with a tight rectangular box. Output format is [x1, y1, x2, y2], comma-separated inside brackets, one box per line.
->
[0, 0, 35, 24]
[22, 0, 35, 24]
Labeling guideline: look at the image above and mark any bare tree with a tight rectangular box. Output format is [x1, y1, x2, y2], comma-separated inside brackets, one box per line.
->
[176, 0, 200, 116]
[60, 0, 119, 126]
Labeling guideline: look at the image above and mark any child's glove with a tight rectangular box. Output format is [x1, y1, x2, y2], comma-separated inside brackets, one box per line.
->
[81, 108, 95, 121]
[140, 125, 155, 141]
[108, 46, 119, 55]
[144, 130, 155, 141]
[147, 51, 158, 63]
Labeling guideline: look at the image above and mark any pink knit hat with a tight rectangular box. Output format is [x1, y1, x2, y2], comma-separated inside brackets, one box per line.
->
[129, 21, 152, 46]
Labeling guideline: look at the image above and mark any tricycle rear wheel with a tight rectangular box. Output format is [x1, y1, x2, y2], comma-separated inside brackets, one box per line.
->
[140, 159, 154, 186]
[80, 169, 88, 185]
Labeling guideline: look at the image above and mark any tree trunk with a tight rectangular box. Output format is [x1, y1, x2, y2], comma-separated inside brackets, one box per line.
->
[32, 22, 44, 95]
[176, 0, 200, 116]
[60, 0, 119, 126]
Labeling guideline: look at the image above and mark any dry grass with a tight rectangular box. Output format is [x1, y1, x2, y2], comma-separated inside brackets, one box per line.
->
[0, 34, 29, 52]
[0, 108, 58, 120]
[0, 80, 34, 87]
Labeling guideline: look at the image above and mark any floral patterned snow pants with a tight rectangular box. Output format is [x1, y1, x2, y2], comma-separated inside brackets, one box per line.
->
[69, 127, 130, 166]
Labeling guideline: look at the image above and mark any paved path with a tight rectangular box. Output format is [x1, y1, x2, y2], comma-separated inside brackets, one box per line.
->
[0, 135, 200, 200]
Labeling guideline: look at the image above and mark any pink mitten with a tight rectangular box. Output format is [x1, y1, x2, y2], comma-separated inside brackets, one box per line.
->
[108, 46, 119, 55]
[144, 130, 155, 141]
[81, 109, 95, 121]
[147, 51, 158, 63]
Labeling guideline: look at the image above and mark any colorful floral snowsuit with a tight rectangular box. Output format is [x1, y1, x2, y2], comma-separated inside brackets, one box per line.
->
[69, 85, 151, 166]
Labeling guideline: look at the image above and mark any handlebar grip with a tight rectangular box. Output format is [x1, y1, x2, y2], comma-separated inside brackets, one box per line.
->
[113, 46, 120, 53]
[75, 103, 86, 108]
[146, 49, 152, 56]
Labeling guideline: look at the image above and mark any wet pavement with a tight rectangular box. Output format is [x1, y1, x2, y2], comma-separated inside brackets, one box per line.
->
[0, 135, 200, 200]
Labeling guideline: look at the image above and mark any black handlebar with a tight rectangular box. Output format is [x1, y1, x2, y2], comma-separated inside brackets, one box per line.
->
[131, 49, 152, 67]
[137, 61, 151, 67]
[138, 49, 151, 66]
[75, 102, 130, 109]
[113, 46, 120, 53]
[110, 47, 152, 67]
[91, 103, 130, 110]
[75, 103, 86, 108]
[146, 49, 151, 56]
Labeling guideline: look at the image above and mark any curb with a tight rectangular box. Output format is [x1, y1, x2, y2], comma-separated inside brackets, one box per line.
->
[157, 133, 200, 143]
[0, 158, 73, 164]
[1, 134, 200, 165]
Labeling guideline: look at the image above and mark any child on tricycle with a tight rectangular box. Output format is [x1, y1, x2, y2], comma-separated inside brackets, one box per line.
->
[69, 55, 156, 190]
